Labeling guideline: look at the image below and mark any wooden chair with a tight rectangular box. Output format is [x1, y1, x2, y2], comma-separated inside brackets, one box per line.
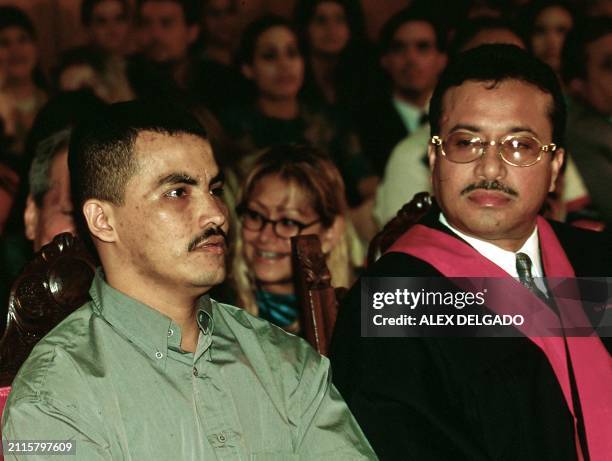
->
[367, 192, 433, 266]
[291, 235, 345, 356]
[0, 233, 96, 388]
[290, 193, 433, 356]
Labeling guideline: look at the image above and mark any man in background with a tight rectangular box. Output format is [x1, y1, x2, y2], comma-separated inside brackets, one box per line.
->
[562, 16, 612, 226]
[23, 129, 74, 252]
[355, 5, 447, 178]
[132, 0, 245, 114]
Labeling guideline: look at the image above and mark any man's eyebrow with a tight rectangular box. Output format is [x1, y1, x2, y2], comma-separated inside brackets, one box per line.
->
[448, 124, 481, 133]
[506, 126, 538, 136]
[448, 124, 539, 137]
[157, 173, 198, 187]
[210, 171, 225, 185]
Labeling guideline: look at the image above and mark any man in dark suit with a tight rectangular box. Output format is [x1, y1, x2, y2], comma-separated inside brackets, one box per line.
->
[331, 45, 612, 461]
[129, 0, 245, 115]
[562, 17, 612, 226]
[355, 5, 447, 177]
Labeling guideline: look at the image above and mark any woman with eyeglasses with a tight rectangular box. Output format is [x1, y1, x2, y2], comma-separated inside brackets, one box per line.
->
[230, 144, 357, 333]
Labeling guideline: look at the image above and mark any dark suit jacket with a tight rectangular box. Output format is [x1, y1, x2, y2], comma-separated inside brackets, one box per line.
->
[565, 99, 612, 226]
[355, 98, 408, 178]
[330, 210, 611, 461]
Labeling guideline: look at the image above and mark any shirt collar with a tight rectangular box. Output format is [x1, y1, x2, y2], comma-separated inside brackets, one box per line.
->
[89, 269, 214, 365]
[392, 96, 428, 133]
[439, 213, 543, 277]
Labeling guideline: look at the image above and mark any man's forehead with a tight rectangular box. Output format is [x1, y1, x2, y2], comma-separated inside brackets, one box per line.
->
[393, 20, 436, 42]
[140, 0, 185, 18]
[438, 79, 554, 133]
[440, 79, 552, 108]
[133, 130, 214, 168]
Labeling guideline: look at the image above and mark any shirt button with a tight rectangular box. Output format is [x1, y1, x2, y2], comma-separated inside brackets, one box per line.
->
[155, 351, 163, 359]
[193, 367, 198, 377]
[167, 329, 174, 337]
[217, 433, 226, 444]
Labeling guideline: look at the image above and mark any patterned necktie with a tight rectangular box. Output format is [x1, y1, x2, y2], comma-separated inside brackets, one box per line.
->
[515, 252, 548, 300]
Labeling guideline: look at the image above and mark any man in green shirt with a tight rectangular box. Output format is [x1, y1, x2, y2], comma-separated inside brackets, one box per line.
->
[1, 100, 376, 460]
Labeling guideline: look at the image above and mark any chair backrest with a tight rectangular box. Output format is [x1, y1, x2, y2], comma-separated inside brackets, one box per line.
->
[291, 234, 341, 356]
[367, 192, 433, 266]
[0, 233, 96, 387]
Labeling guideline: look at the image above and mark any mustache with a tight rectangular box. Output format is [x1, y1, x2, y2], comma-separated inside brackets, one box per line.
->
[187, 226, 227, 252]
[461, 180, 518, 197]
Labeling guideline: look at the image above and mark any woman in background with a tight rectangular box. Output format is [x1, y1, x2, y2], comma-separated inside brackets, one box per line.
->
[0, 6, 47, 161]
[231, 144, 357, 333]
[222, 15, 376, 206]
[294, 0, 378, 111]
[523, 0, 577, 78]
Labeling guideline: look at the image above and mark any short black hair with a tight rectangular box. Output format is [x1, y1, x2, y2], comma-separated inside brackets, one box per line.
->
[81, 0, 129, 26]
[237, 15, 299, 66]
[29, 129, 72, 207]
[137, 0, 201, 26]
[429, 44, 566, 146]
[0, 6, 35, 37]
[449, 16, 525, 56]
[25, 91, 107, 169]
[379, 4, 447, 55]
[68, 99, 208, 212]
[561, 16, 612, 85]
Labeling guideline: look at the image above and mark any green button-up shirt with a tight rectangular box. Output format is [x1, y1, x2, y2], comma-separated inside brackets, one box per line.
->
[2, 271, 376, 460]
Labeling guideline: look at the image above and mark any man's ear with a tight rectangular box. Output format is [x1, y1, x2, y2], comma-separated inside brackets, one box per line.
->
[427, 143, 439, 188]
[436, 52, 448, 75]
[24, 194, 39, 241]
[82, 199, 118, 243]
[187, 24, 200, 45]
[568, 78, 585, 99]
[428, 141, 439, 169]
[321, 215, 345, 254]
[549, 147, 565, 193]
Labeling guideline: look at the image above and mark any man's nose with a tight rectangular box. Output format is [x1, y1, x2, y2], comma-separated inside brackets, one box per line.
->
[474, 142, 507, 180]
[198, 194, 227, 230]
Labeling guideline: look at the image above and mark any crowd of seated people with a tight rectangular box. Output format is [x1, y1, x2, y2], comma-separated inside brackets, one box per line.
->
[0, 0, 610, 337]
[0, 0, 609, 459]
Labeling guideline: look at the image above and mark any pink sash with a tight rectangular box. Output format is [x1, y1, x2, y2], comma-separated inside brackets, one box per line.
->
[387, 216, 612, 461]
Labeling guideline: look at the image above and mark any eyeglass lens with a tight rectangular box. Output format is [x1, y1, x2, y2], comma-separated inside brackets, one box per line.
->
[241, 209, 305, 238]
[443, 133, 542, 166]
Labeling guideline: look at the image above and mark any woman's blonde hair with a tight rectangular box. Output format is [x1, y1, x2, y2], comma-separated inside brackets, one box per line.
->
[231, 144, 352, 316]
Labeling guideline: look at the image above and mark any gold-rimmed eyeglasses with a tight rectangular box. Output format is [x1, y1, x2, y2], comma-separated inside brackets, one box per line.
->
[431, 132, 557, 167]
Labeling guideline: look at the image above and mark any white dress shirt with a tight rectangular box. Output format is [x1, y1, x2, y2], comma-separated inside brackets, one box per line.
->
[439, 213, 544, 278]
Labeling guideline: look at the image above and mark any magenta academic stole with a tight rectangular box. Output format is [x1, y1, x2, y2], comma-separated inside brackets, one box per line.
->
[386, 216, 612, 461]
